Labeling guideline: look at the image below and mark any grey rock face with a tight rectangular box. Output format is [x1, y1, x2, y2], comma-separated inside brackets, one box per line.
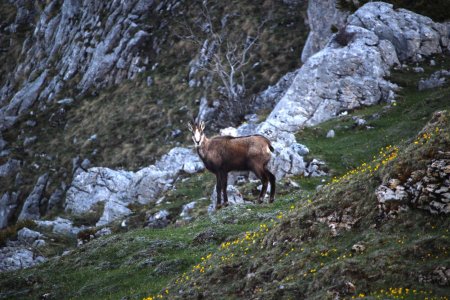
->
[0, 70, 48, 130]
[262, 2, 448, 136]
[65, 147, 203, 225]
[146, 210, 170, 228]
[47, 187, 64, 213]
[0, 192, 18, 229]
[18, 173, 49, 221]
[348, 3, 449, 61]
[301, 0, 349, 62]
[0, 0, 163, 131]
[418, 70, 450, 91]
[155, 147, 204, 175]
[0, 159, 21, 178]
[65, 167, 134, 215]
[35, 217, 85, 236]
[267, 140, 308, 180]
[197, 97, 220, 122]
[0, 135, 6, 150]
[262, 25, 398, 133]
[96, 200, 132, 227]
[253, 70, 299, 111]
[17, 227, 44, 244]
[210, 185, 244, 209]
[376, 159, 450, 216]
[0, 247, 46, 272]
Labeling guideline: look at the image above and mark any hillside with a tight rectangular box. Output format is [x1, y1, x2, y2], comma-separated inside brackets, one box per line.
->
[1, 0, 450, 299]
[0, 0, 308, 223]
[1, 53, 450, 299]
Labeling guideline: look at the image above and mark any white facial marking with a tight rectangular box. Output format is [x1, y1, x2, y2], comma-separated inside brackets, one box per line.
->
[193, 128, 203, 147]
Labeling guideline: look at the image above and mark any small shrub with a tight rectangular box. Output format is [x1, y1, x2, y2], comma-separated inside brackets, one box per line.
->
[330, 24, 339, 33]
[77, 228, 97, 244]
[72, 202, 105, 227]
[334, 26, 356, 47]
[0, 219, 36, 247]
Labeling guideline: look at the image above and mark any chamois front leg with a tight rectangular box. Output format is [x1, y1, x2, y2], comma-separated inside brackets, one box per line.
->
[215, 173, 223, 209]
[222, 172, 229, 207]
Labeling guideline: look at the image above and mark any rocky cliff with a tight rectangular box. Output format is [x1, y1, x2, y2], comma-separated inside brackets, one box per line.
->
[261, 2, 450, 134]
[0, 0, 160, 130]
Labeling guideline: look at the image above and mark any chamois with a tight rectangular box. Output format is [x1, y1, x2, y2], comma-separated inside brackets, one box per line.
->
[188, 121, 276, 209]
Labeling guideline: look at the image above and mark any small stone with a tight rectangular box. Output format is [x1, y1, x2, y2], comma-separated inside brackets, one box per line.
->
[0, 159, 21, 178]
[353, 117, 367, 126]
[326, 129, 335, 138]
[57, 98, 74, 105]
[26, 120, 37, 127]
[17, 228, 43, 244]
[413, 67, 424, 73]
[80, 158, 91, 170]
[180, 201, 196, 220]
[95, 227, 112, 237]
[388, 179, 401, 189]
[146, 210, 170, 228]
[434, 187, 449, 194]
[430, 60, 436, 66]
[351, 243, 365, 253]
[286, 178, 300, 188]
[345, 281, 356, 293]
[171, 129, 182, 138]
[32, 239, 46, 248]
[443, 165, 450, 174]
[23, 136, 37, 147]
[146, 76, 153, 87]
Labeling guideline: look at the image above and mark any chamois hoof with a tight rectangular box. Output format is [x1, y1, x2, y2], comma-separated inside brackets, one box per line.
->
[223, 202, 229, 207]
[216, 204, 222, 210]
[256, 199, 263, 204]
[269, 198, 275, 203]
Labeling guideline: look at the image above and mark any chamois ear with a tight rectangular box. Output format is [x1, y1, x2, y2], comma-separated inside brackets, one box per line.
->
[187, 122, 193, 132]
[200, 121, 205, 131]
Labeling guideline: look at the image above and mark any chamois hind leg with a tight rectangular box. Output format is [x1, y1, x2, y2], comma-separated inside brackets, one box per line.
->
[215, 173, 222, 209]
[222, 172, 229, 207]
[266, 168, 276, 203]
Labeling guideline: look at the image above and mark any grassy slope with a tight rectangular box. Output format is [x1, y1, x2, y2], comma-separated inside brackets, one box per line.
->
[1, 50, 450, 299]
[162, 58, 450, 299]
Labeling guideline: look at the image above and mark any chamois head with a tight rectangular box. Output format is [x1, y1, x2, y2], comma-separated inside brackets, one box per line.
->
[187, 120, 205, 148]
